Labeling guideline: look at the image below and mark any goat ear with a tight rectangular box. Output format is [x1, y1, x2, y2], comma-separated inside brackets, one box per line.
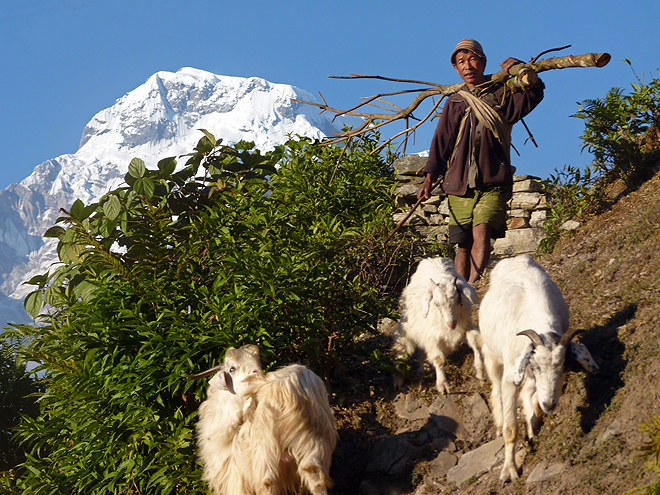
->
[457, 279, 479, 305]
[513, 343, 534, 386]
[569, 342, 599, 373]
[421, 279, 436, 318]
[209, 370, 234, 392]
[243, 344, 260, 358]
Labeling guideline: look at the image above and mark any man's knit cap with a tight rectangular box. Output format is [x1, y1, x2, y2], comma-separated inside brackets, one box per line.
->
[451, 39, 486, 65]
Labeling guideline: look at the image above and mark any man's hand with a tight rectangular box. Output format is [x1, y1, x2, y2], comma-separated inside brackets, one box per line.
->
[500, 57, 525, 74]
[500, 57, 539, 88]
[417, 173, 435, 201]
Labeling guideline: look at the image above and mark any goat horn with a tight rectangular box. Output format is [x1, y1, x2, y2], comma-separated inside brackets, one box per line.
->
[559, 328, 584, 347]
[517, 329, 544, 347]
[185, 364, 225, 380]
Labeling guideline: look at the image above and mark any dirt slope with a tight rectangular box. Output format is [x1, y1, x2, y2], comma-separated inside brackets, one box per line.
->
[329, 169, 660, 494]
[519, 167, 660, 494]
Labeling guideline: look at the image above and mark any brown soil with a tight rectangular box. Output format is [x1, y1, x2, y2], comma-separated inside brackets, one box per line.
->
[327, 169, 660, 494]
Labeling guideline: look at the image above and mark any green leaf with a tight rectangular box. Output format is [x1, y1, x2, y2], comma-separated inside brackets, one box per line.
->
[99, 217, 119, 237]
[43, 285, 65, 307]
[64, 242, 88, 263]
[128, 158, 146, 178]
[103, 195, 122, 221]
[120, 211, 128, 234]
[74, 280, 98, 301]
[44, 226, 66, 239]
[208, 163, 223, 177]
[193, 136, 214, 154]
[124, 171, 137, 187]
[23, 290, 43, 318]
[133, 177, 155, 200]
[256, 164, 278, 175]
[198, 129, 217, 147]
[23, 273, 49, 287]
[157, 157, 177, 176]
[69, 199, 86, 221]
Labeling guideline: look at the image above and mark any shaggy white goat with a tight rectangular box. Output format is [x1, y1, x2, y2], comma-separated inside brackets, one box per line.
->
[186, 345, 337, 495]
[393, 257, 484, 394]
[478, 255, 599, 484]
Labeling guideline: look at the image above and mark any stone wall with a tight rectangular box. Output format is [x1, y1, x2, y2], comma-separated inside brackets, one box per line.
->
[392, 155, 549, 257]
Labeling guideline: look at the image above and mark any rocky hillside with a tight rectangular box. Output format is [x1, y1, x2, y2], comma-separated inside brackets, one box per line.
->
[327, 168, 660, 494]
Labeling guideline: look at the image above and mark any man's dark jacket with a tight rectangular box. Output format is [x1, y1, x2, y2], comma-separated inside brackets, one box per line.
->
[423, 78, 544, 196]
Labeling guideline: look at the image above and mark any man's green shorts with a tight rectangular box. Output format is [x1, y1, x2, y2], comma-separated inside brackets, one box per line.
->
[447, 186, 512, 245]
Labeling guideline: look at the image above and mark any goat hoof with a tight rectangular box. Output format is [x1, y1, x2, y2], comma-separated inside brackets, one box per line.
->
[436, 383, 451, 395]
[499, 465, 519, 486]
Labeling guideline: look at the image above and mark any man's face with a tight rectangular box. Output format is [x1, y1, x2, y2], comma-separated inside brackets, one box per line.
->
[453, 50, 486, 88]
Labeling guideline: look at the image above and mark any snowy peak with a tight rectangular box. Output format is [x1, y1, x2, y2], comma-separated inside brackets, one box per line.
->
[78, 68, 337, 157]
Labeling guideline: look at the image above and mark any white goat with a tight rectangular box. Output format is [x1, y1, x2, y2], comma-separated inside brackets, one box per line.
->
[186, 345, 338, 495]
[393, 257, 484, 394]
[478, 255, 599, 484]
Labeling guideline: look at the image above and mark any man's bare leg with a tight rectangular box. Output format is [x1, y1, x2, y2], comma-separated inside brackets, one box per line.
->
[455, 237, 473, 282]
[467, 223, 492, 284]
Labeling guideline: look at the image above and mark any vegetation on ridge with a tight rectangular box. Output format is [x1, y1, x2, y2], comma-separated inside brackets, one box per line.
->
[540, 67, 660, 253]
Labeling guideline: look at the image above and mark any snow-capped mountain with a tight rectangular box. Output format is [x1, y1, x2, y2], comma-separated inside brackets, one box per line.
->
[0, 68, 349, 328]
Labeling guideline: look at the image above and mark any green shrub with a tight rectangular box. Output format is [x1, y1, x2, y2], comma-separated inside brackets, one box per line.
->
[3, 130, 411, 494]
[572, 67, 660, 187]
[539, 69, 660, 253]
[0, 336, 43, 472]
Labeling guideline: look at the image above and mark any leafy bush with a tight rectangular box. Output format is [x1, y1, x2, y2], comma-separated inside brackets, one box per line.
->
[572, 67, 660, 186]
[0, 336, 43, 472]
[539, 70, 660, 253]
[2, 131, 410, 494]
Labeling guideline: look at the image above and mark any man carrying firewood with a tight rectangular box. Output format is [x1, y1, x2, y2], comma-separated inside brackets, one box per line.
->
[417, 39, 545, 284]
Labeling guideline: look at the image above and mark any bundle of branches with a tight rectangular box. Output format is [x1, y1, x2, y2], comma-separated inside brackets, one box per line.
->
[294, 46, 610, 154]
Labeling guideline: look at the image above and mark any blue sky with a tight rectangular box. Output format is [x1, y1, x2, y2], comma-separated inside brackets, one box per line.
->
[1, 0, 658, 191]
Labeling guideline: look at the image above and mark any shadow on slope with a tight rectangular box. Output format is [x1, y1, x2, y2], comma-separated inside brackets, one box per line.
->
[578, 303, 635, 433]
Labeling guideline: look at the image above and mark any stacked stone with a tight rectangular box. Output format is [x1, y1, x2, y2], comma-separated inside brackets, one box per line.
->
[392, 155, 550, 256]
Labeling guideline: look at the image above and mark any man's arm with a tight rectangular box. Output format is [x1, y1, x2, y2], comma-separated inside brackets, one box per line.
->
[417, 173, 435, 201]
[417, 98, 458, 200]
[497, 57, 545, 123]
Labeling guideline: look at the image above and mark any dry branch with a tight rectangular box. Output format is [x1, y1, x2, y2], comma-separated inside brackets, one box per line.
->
[292, 51, 611, 153]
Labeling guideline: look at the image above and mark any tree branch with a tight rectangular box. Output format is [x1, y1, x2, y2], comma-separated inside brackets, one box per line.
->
[293, 50, 611, 153]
